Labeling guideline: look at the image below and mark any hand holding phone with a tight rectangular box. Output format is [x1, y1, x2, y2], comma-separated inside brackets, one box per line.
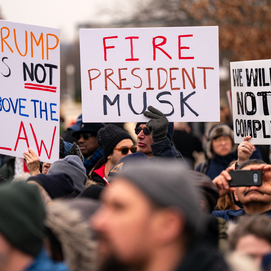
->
[229, 170, 262, 187]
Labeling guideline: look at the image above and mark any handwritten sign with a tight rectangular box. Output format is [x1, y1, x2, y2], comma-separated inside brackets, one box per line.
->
[0, 20, 60, 162]
[231, 59, 271, 144]
[80, 26, 219, 122]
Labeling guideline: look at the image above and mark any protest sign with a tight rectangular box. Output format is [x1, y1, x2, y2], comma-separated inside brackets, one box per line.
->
[80, 26, 219, 122]
[0, 20, 60, 162]
[231, 59, 271, 144]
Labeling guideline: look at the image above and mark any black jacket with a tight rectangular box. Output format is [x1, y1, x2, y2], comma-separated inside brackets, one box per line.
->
[176, 241, 229, 271]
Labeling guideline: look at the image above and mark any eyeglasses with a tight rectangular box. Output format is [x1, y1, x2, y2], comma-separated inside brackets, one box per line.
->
[75, 133, 93, 141]
[114, 146, 137, 155]
[134, 127, 152, 136]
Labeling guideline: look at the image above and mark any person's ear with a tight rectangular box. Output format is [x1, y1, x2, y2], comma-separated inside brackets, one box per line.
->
[153, 208, 185, 245]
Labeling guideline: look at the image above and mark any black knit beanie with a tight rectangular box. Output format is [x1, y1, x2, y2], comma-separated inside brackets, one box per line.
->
[0, 182, 46, 256]
[97, 124, 133, 162]
[27, 173, 77, 199]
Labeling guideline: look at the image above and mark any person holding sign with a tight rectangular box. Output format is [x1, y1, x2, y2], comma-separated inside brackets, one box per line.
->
[135, 106, 184, 160]
[196, 124, 262, 180]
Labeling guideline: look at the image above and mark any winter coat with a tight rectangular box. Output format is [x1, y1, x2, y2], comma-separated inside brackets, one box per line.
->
[26, 249, 70, 271]
[196, 148, 262, 180]
[212, 208, 271, 222]
[87, 158, 109, 187]
[175, 240, 229, 271]
[45, 200, 98, 271]
[151, 138, 185, 161]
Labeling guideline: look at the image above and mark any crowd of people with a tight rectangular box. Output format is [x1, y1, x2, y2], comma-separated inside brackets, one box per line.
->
[0, 104, 271, 271]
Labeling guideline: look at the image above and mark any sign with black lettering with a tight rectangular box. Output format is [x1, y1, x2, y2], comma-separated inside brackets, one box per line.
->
[231, 59, 271, 144]
[80, 26, 219, 122]
[0, 20, 60, 162]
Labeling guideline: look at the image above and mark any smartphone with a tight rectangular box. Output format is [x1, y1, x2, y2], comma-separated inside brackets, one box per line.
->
[229, 170, 262, 187]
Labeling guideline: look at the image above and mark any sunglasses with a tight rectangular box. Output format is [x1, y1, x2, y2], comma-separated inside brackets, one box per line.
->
[114, 146, 137, 155]
[134, 127, 152, 135]
[75, 133, 93, 140]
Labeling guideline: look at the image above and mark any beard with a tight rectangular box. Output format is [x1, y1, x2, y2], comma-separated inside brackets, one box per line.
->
[98, 252, 131, 271]
[97, 248, 146, 271]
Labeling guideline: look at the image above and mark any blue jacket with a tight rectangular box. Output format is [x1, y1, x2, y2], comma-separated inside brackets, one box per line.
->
[26, 249, 70, 271]
[151, 138, 184, 159]
[212, 208, 271, 222]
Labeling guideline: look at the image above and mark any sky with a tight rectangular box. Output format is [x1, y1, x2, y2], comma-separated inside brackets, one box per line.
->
[0, 0, 143, 42]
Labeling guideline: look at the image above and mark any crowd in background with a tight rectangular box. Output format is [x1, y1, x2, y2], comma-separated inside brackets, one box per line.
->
[0, 100, 271, 271]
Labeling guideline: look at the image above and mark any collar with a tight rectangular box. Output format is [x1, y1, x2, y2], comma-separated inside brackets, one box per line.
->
[213, 152, 236, 164]
[93, 164, 109, 186]
[227, 208, 245, 217]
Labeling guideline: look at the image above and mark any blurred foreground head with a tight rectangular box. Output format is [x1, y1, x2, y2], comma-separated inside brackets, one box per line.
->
[92, 160, 203, 271]
[228, 215, 271, 268]
[0, 182, 46, 270]
[45, 198, 100, 271]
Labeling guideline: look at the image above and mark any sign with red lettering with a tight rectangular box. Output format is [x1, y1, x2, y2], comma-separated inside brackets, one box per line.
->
[0, 20, 60, 162]
[80, 26, 219, 122]
[231, 59, 271, 144]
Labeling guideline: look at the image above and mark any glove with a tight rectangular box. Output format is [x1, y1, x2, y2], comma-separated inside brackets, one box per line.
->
[143, 106, 168, 143]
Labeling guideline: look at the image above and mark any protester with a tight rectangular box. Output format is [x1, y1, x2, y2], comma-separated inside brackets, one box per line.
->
[0, 155, 27, 182]
[27, 173, 79, 203]
[228, 215, 271, 268]
[172, 122, 203, 169]
[72, 123, 104, 175]
[0, 181, 70, 271]
[47, 155, 88, 193]
[196, 124, 262, 179]
[92, 160, 229, 271]
[190, 171, 228, 250]
[212, 159, 271, 221]
[23, 138, 84, 176]
[88, 124, 136, 187]
[108, 152, 150, 181]
[61, 114, 82, 143]
[135, 106, 184, 160]
[45, 198, 100, 271]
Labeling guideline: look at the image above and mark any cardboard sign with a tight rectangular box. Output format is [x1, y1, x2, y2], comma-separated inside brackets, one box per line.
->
[0, 20, 60, 162]
[80, 26, 220, 122]
[231, 59, 271, 144]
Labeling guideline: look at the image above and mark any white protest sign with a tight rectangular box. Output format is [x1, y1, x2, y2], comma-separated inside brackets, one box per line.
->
[231, 59, 271, 144]
[0, 20, 60, 162]
[80, 26, 220, 122]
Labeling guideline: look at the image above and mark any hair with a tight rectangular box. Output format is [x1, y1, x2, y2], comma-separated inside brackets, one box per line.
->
[237, 159, 266, 170]
[228, 215, 271, 250]
[215, 193, 237, 211]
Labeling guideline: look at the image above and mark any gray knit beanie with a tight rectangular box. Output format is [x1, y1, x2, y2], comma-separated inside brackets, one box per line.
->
[114, 160, 203, 237]
[97, 124, 133, 162]
[47, 155, 87, 192]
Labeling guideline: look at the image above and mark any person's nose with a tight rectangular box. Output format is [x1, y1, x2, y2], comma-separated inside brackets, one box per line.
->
[77, 134, 84, 143]
[91, 207, 109, 232]
[137, 130, 145, 139]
